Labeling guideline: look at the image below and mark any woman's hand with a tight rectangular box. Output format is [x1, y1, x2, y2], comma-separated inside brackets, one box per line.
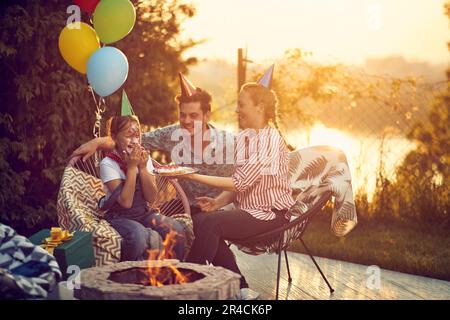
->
[123, 145, 141, 169]
[196, 196, 220, 212]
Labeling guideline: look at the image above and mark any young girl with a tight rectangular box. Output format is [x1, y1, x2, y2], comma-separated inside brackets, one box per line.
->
[99, 115, 186, 261]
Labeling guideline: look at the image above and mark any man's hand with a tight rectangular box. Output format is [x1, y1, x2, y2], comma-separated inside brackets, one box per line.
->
[196, 196, 219, 212]
[70, 137, 115, 162]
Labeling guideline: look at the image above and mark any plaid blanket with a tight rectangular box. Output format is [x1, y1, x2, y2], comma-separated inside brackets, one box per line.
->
[0, 223, 61, 299]
[57, 167, 122, 265]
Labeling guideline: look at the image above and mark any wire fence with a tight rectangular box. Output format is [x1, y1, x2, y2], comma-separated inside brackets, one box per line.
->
[210, 62, 448, 222]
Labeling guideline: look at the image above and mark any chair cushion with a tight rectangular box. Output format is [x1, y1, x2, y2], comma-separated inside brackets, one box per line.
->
[57, 167, 122, 266]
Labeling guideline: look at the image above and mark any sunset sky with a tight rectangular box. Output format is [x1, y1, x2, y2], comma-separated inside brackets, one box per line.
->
[182, 0, 450, 65]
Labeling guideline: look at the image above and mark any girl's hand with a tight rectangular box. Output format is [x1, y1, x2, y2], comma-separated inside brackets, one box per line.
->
[138, 148, 149, 170]
[124, 145, 141, 168]
[196, 196, 219, 212]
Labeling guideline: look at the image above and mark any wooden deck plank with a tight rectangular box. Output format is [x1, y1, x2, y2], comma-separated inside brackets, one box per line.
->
[376, 268, 450, 300]
[234, 249, 372, 300]
[278, 252, 377, 300]
[232, 248, 450, 300]
[284, 252, 423, 300]
[286, 252, 430, 300]
[234, 250, 315, 300]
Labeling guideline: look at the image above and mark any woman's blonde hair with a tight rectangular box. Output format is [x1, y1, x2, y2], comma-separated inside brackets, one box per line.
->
[241, 83, 279, 128]
[241, 83, 293, 150]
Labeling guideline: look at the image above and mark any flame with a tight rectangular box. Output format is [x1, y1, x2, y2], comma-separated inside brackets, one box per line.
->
[146, 226, 188, 286]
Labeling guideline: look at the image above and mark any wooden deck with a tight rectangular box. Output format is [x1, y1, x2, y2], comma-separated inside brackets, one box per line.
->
[233, 248, 450, 300]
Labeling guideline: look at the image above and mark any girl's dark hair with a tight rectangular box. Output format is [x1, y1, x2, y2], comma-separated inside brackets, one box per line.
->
[241, 83, 294, 151]
[105, 115, 140, 137]
[175, 88, 212, 114]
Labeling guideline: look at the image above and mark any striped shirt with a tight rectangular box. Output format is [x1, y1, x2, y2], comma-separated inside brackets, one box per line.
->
[232, 127, 295, 221]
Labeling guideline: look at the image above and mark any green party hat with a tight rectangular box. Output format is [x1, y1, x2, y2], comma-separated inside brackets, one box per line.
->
[121, 90, 135, 116]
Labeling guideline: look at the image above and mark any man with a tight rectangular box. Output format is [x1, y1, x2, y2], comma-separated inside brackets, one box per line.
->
[71, 73, 234, 211]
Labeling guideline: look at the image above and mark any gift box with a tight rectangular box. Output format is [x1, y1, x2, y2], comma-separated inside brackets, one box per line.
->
[29, 229, 95, 280]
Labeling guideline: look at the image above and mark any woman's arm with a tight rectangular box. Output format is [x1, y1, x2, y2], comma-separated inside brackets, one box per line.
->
[215, 191, 236, 207]
[184, 174, 237, 192]
[105, 167, 138, 209]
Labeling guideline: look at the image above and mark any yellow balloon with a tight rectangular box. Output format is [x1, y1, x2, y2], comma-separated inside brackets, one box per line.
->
[58, 22, 100, 74]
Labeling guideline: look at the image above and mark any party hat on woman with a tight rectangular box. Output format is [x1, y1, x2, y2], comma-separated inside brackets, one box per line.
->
[256, 64, 274, 89]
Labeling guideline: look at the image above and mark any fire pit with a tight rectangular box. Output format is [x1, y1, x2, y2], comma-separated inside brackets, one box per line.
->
[75, 259, 241, 300]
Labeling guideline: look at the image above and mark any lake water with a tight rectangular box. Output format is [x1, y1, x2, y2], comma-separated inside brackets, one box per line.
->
[287, 123, 417, 200]
[217, 121, 417, 201]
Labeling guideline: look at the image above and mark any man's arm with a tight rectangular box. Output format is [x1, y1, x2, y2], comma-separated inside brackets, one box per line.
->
[70, 124, 177, 161]
[71, 136, 115, 161]
[141, 125, 176, 153]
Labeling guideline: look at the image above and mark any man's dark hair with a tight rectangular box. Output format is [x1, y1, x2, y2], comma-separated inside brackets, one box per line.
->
[175, 88, 212, 114]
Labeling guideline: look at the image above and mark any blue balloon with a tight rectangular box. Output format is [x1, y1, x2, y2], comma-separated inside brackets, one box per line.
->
[87, 47, 128, 97]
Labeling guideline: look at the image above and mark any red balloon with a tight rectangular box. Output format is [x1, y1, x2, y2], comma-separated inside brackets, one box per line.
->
[74, 0, 100, 14]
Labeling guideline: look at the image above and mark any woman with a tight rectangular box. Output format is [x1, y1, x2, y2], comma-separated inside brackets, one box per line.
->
[179, 82, 295, 299]
[99, 115, 186, 261]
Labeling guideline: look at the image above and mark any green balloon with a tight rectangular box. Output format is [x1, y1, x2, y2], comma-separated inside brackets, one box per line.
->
[93, 0, 136, 44]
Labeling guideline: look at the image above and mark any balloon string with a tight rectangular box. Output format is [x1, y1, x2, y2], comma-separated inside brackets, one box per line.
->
[89, 86, 106, 139]
[93, 99, 106, 138]
[88, 85, 105, 167]
[88, 85, 98, 107]
[92, 96, 106, 168]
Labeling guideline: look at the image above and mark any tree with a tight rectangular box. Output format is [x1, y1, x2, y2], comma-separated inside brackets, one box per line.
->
[104, 0, 199, 125]
[0, 0, 198, 235]
[371, 2, 449, 225]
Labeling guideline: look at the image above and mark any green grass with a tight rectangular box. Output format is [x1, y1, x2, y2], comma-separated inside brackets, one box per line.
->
[288, 218, 450, 281]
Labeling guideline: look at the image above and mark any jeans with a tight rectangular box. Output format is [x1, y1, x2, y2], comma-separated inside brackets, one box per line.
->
[187, 209, 288, 288]
[108, 212, 186, 261]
